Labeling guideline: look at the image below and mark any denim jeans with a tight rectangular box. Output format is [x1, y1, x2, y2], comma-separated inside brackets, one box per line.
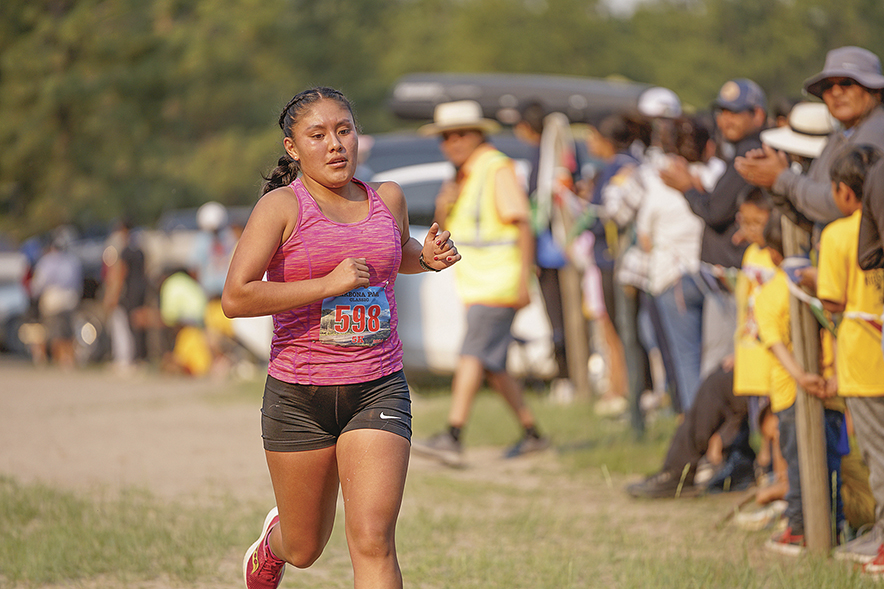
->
[614, 283, 650, 435]
[656, 274, 704, 411]
[777, 404, 845, 535]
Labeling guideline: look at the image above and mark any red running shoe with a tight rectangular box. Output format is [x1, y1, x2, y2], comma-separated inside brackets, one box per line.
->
[243, 507, 285, 589]
[863, 543, 884, 575]
[764, 526, 806, 557]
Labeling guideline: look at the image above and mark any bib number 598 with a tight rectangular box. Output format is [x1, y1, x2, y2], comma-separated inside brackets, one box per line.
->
[334, 304, 382, 334]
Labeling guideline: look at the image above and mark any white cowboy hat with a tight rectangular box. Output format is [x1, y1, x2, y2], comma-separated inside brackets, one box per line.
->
[759, 102, 837, 159]
[418, 100, 501, 136]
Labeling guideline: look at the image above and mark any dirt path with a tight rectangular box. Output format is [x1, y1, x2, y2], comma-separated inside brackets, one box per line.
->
[0, 357, 768, 589]
[0, 357, 272, 503]
[0, 358, 569, 501]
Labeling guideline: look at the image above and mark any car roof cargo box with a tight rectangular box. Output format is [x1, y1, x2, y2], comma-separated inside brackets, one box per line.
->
[388, 72, 651, 125]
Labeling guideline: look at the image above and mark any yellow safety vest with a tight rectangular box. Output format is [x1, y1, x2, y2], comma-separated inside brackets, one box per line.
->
[447, 149, 522, 306]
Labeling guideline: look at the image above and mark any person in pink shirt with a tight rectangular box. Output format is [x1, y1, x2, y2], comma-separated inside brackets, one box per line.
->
[222, 86, 460, 589]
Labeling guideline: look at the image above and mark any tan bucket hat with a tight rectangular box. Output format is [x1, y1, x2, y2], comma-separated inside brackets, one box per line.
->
[804, 46, 884, 99]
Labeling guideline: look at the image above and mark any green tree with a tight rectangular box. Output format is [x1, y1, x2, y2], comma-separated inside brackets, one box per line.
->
[3, 0, 884, 239]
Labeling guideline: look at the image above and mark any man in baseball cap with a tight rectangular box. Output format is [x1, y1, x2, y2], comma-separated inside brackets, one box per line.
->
[713, 78, 768, 114]
[736, 46, 884, 223]
[662, 77, 767, 269]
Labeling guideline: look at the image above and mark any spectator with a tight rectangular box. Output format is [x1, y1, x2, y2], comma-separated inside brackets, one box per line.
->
[411, 99, 548, 466]
[29, 227, 83, 369]
[192, 201, 237, 299]
[736, 46, 884, 224]
[626, 101, 839, 502]
[158, 268, 211, 376]
[637, 115, 725, 411]
[102, 219, 148, 372]
[596, 87, 682, 432]
[514, 101, 574, 400]
[814, 144, 884, 569]
[659, 78, 767, 407]
[756, 211, 845, 556]
[192, 201, 241, 373]
[859, 142, 884, 273]
[580, 113, 643, 415]
[625, 188, 774, 499]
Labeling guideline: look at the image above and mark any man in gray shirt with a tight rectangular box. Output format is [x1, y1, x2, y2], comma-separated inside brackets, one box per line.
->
[736, 46, 884, 223]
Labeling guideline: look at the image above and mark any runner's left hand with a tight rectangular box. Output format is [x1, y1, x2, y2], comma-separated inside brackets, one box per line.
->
[421, 223, 460, 270]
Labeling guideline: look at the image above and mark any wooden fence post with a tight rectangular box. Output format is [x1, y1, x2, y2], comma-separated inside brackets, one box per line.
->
[540, 112, 591, 400]
[550, 194, 591, 400]
[781, 216, 831, 553]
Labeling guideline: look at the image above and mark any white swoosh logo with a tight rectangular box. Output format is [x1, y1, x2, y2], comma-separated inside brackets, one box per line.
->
[379, 412, 401, 420]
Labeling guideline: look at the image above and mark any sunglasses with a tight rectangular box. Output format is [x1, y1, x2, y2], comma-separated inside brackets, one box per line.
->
[440, 129, 476, 142]
[819, 79, 859, 93]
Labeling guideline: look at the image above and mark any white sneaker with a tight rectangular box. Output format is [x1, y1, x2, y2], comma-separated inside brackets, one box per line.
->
[549, 378, 575, 405]
[834, 524, 883, 564]
[595, 395, 627, 417]
[733, 500, 787, 531]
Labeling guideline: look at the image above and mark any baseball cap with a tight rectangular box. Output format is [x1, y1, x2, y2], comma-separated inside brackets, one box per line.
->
[713, 79, 767, 113]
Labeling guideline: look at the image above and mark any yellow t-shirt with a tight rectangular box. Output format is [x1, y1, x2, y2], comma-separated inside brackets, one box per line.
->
[755, 269, 795, 413]
[173, 326, 212, 376]
[817, 210, 884, 396]
[733, 244, 777, 395]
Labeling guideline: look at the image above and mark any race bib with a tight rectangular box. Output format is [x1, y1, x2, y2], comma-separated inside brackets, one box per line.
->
[319, 285, 392, 347]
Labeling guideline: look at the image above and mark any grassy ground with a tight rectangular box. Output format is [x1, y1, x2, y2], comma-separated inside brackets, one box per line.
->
[0, 376, 880, 588]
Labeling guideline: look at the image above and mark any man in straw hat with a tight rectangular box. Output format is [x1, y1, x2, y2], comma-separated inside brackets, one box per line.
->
[736, 46, 884, 223]
[410, 100, 548, 466]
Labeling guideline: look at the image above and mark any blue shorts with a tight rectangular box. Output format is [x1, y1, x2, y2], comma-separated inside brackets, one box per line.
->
[261, 370, 412, 452]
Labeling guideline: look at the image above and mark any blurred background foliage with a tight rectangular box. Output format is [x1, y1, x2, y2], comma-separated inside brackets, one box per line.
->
[2, 0, 884, 238]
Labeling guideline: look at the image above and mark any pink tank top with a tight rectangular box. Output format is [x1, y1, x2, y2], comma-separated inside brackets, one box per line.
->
[267, 178, 403, 385]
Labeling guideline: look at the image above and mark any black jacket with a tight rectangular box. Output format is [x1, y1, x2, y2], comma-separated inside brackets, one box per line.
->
[859, 158, 884, 271]
[682, 132, 762, 269]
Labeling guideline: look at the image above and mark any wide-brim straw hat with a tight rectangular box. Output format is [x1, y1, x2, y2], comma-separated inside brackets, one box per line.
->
[804, 46, 884, 99]
[759, 102, 837, 159]
[759, 102, 836, 159]
[418, 100, 501, 136]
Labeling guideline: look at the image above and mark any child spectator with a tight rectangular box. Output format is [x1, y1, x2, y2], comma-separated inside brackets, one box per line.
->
[816, 144, 884, 568]
[756, 210, 846, 555]
[725, 187, 781, 493]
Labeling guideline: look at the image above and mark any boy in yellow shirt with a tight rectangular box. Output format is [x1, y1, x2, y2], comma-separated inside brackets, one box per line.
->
[731, 189, 786, 508]
[756, 211, 845, 556]
[817, 144, 884, 568]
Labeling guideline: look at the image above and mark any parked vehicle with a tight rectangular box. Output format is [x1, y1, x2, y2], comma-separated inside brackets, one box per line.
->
[387, 71, 651, 126]
[0, 249, 29, 355]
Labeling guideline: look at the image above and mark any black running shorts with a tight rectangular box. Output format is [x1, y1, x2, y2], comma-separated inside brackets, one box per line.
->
[261, 370, 412, 452]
